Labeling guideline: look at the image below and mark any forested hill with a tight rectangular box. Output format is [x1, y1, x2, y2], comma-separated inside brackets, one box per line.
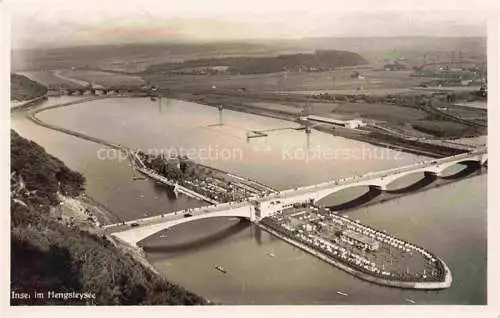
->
[147, 50, 368, 74]
[11, 73, 48, 101]
[10, 130, 207, 305]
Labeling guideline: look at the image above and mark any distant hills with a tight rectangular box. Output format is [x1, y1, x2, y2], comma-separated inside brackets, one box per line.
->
[146, 50, 368, 75]
[11, 37, 486, 73]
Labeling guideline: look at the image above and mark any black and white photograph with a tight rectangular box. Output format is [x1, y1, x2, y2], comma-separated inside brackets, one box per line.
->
[2, 0, 498, 314]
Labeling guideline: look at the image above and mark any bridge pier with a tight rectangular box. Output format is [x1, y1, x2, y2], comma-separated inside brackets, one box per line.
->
[481, 154, 488, 165]
[431, 170, 443, 178]
[371, 184, 385, 192]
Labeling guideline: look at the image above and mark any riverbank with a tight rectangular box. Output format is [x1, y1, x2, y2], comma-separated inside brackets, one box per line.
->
[168, 91, 472, 158]
[25, 94, 470, 159]
[10, 129, 209, 305]
[10, 94, 47, 111]
[54, 192, 123, 228]
[55, 184, 215, 304]
[135, 166, 219, 204]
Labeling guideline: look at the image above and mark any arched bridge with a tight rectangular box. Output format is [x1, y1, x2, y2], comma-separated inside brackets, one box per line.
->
[258, 148, 486, 215]
[105, 202, 256, 246]
[106, 148, 486, 246]
[48, 84, 157, 96]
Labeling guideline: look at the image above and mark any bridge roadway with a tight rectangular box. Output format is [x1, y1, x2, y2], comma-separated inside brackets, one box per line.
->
[105, 200, 252, 231]
[107, 147, 486, 246]
[105, 201, 254, 245]
[266, 147, 486, 202]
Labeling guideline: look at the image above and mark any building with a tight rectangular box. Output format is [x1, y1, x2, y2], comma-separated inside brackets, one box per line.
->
[302, 115, 366, 129]
[165, 157, 181, 170]
[304, 224, 314, 232]
[339, 230, 379, 251]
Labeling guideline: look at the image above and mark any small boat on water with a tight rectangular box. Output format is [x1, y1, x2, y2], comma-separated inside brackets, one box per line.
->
[405, 298, 416, 304]
[336, 291, 348, 296]
[215, 266, 227, 273]
[267, 252, 275, 257]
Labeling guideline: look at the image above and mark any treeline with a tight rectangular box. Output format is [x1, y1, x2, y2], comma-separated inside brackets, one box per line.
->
[11, 73, 48, 101]
[11, 130, 207, 305]
[311, 90, 486, 106]
[147, 50, 368, 74]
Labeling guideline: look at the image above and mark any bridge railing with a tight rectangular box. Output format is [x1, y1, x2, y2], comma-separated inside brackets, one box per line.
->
[273, 149, 486, 198]
[105, 200, 253, 230]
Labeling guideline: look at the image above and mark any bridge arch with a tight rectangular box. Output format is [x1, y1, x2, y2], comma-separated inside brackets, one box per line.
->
[110, 204, 254, 246]
[382, 171, 438, 193]
[438, 159, 483, 179]
[316, 185, 383, 210]
[142, 218, 250, 252]
[311, 180, 385, 201]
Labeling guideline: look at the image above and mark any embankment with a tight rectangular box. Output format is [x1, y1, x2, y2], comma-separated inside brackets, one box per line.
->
[10, 95, 48, 111]
[27, 96, 125, 150]
[169, 91, 468, 158]
[11, 129, 208, 305]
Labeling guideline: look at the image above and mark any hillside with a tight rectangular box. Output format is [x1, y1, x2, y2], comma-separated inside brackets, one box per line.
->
[146, 50, 368, 74]
[12, 42, 278, 72]
[11, 73, 48, 101]
[10, 130, 207, 305]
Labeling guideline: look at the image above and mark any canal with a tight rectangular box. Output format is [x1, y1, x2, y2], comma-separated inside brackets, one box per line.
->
[10, 96, 486, 304]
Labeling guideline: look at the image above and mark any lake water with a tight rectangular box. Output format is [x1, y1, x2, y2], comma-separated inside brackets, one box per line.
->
[10, 96, 486, 304]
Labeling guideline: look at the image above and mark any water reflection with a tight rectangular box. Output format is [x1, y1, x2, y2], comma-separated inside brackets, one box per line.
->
[253, 226, 262, 245]
[152, 182, 177, 200]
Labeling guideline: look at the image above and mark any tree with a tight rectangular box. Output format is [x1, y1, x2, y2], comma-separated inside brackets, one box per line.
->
[164, 163, 182, 181]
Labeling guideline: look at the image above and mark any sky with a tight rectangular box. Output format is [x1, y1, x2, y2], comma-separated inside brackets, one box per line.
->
[5, 0, 493, 48]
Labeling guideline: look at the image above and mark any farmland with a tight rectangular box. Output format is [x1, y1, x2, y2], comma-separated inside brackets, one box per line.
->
[56, 70, 146, 87]
[12, 38, 487, 143]
[142, 69, 426, 93]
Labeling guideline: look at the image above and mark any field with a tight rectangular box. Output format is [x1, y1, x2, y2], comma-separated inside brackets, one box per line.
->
[441, 107, 487, 120]
[281, 70, 426, 92]
[16, 69, 146, 89]
[411, 120, 471, 138]
[143, 69, 427, 93]
[246, 102, 303, 115]
[326, 102, 428, 122]
[13, 38, 487, 141]
[453, 101, 487, 109]
[57, 70, 146, 87]
[17, 70, 81, 88]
